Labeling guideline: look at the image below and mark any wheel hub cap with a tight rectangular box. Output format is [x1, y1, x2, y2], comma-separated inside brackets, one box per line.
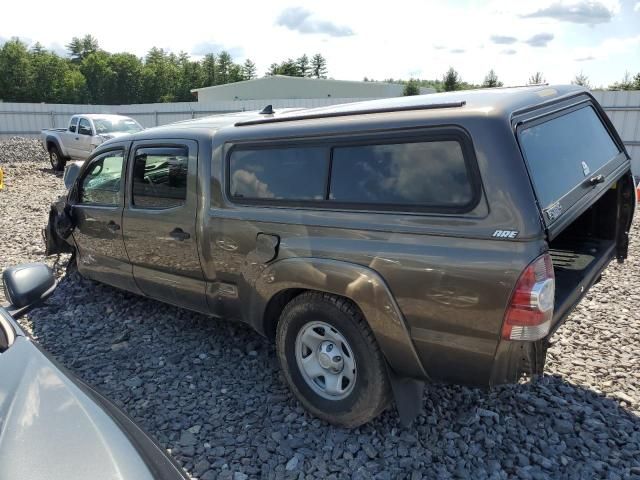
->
[295, 321, 357, 400]
[318, 341, 344, 373]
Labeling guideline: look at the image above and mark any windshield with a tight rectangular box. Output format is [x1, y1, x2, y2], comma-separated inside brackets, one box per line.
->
[519, 105, 621, 211]
[93, 118, 143, 135]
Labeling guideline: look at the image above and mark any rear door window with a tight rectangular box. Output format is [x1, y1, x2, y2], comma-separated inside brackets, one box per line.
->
[519, 106, 621, 211]
[329, 140, 474, 208]
[132, 147, 189, 209]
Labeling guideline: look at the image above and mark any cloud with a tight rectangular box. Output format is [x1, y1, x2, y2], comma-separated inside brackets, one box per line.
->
[490, 35, 518, 45]
[501, 48, 518, 55]
[276, 7, 354, 37]
[522, 1, 617, 24]
[450, 48, 465, 53]
[191, 41, 244, 58]
[525, 33, 555, 47]
[635, 1, 640, 11]
[576, 55, 595, 61]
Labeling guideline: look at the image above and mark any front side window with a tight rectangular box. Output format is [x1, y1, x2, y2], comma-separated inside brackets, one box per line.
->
[229, 147, 328, 200]
[330, 141, 473, 207]
[79, 150, 124, 205]
[132, 147, 189, 209]
[69, 117, 79, 133]
[78, 118, 92, 136]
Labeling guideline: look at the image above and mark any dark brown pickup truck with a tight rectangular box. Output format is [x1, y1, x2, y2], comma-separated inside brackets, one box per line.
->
[45, 85, 635, 426]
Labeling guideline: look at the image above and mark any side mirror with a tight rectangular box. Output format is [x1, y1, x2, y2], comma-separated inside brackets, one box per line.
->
[2, 263, 56, 318]
[63, 162, 83, 189]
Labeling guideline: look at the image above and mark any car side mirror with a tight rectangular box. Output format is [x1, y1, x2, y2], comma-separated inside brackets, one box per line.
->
[64, 162, 82, 189]
[2, 263, 56, 318]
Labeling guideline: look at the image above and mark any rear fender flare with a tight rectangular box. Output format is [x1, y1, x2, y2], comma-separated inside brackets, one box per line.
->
[253, 257, 428, 379]
[46, 136, 67, 158]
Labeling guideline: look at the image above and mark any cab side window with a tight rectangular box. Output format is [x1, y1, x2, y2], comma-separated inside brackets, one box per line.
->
[132, 147, 189, 209]
[69, 117, 79, 133]
[79, 150, 124, 206]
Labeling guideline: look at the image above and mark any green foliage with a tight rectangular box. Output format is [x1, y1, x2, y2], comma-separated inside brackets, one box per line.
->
[0, 36, 325, 104]
[242, 59, 257, 80]
[403, 79, 421, 96]
[311, 53, 328, 78]
[571, 71, 591, 89]
[482, 69, 503, 88]
[608, 71, 640, 91]
[442, 67, 461, 91]
[66, 34, 99, 63]
[0, 38, 33, 102]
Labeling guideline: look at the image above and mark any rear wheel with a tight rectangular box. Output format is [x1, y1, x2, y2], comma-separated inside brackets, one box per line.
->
[276, 292, 392, 427]
[49, 146, 65, 171]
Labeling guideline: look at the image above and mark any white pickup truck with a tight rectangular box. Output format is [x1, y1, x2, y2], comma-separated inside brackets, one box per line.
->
[41, 114, 143, 171]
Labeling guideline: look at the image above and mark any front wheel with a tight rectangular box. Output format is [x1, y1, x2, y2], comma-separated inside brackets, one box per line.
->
[276, 292, 392, 428]
[49, 146, 65, 172]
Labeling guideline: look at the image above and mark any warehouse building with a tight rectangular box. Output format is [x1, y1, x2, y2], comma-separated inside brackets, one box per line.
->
[191, 75, 435, 102]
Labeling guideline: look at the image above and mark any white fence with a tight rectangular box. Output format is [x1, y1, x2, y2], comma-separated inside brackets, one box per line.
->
[0, 98, 374, 136]
[1, 91, 639, 173]
[591, 90, 640, 175]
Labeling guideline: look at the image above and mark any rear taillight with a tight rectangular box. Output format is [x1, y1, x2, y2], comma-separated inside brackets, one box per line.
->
[502, 253, 555, 341]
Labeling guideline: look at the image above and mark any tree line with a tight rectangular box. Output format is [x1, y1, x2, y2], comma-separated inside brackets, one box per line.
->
[396, 68, 640, 95]
[0, 35, 330, 104]
[1, 35, 639, 104]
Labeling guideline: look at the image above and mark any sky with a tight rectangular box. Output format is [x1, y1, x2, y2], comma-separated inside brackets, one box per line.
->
[1, 0, 639, 87]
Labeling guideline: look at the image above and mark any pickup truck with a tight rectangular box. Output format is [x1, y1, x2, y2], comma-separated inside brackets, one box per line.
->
[41, 114, 143, 171]
[44, 86, 635, 427]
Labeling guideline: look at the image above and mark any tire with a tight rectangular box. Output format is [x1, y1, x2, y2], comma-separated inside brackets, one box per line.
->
[49, 145, 65, 172]
[276, 292, 392, 427]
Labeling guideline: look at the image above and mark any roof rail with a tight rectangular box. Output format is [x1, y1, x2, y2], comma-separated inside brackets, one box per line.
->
[234, 101, 466, 127]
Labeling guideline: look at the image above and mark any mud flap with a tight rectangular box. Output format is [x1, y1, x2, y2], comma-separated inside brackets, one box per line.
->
[386, 364, 425, 427]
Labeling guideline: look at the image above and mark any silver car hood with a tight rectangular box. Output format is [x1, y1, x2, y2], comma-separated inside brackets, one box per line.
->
[0, 337, 154, 480]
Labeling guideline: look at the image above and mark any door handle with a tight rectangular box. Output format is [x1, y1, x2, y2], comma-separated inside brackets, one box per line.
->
[107, 221, 120, 232]
[75, 137, 79, 140]
[169, 228, 190, 241]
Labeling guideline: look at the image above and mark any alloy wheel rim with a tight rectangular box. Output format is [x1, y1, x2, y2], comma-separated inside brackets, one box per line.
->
[295, 321, 357, 400]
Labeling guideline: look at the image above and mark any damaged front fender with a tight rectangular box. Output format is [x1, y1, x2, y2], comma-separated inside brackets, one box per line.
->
[43, 199, 75, 256]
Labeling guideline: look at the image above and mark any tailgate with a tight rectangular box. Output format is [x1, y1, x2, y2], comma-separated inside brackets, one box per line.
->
[517, 101, 631, 240]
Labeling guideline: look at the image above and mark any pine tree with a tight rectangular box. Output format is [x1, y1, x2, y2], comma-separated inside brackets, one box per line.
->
[296, 54, 310, 77]
[442, 67, 460, 91]
[242, 59, 257, 80]
[202, 54, 217, 86]
[310, 53, 328, 78]
[67, 34, 99, 63]
[571, 71, 591, 88]
[482, 69, 503, 88]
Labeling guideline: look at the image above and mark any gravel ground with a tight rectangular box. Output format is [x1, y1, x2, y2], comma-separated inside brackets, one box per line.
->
[1, 138, 640, 480]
